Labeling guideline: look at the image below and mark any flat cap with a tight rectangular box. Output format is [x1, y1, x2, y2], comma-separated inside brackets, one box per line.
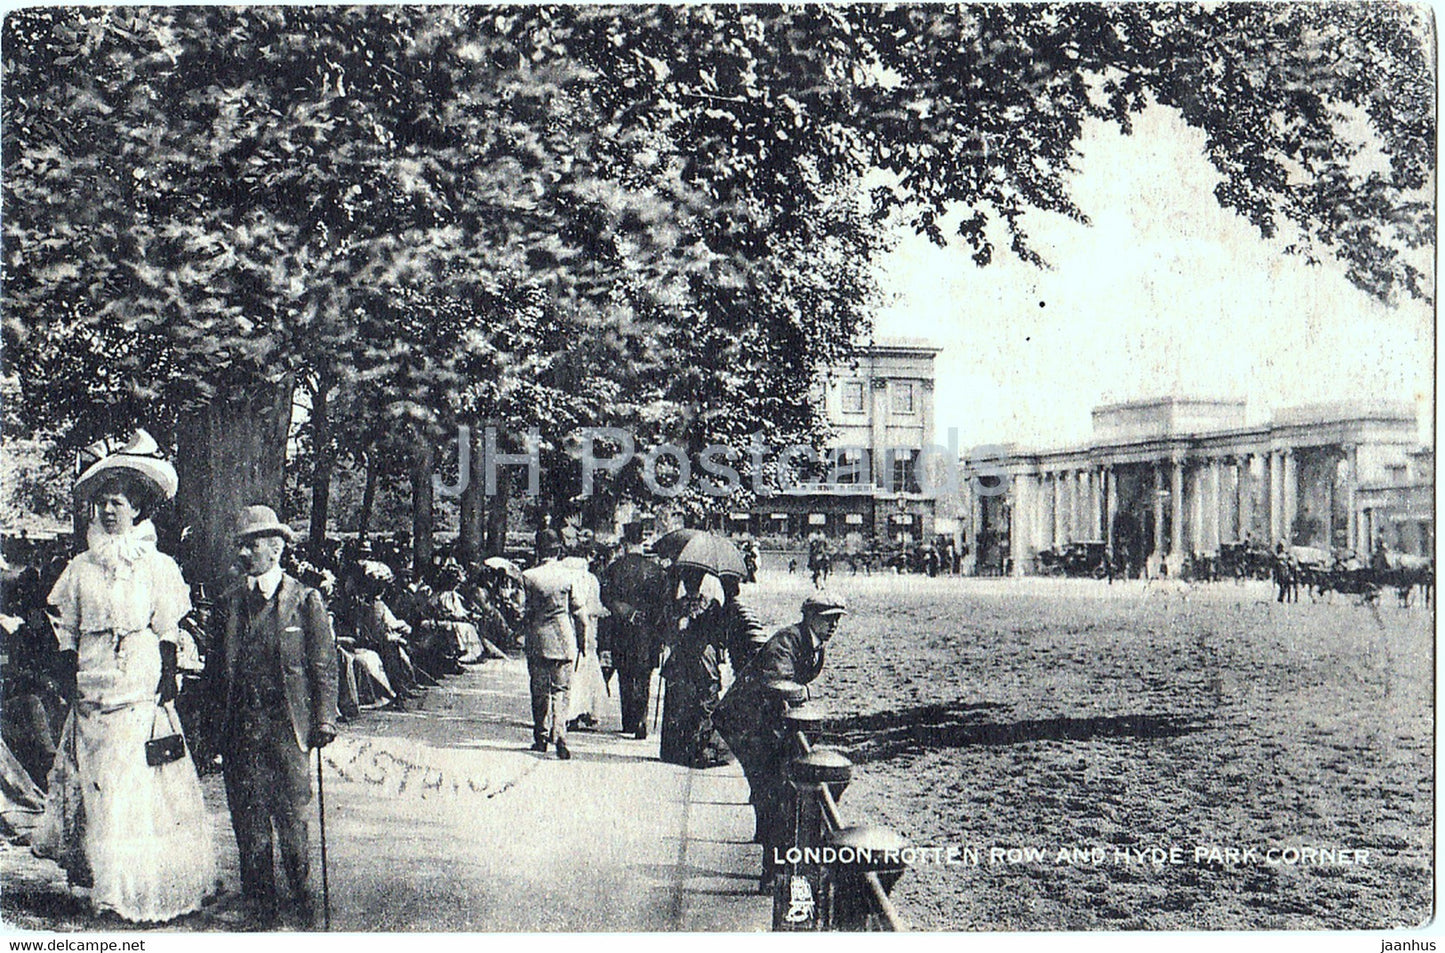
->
[801, 592, 848, 616]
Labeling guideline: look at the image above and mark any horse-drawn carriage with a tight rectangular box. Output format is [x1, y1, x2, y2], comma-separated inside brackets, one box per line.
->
[1216, 541, 1275, 581]
[1037, 540, 1109, 578]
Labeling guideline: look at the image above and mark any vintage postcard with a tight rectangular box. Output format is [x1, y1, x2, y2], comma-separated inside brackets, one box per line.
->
[0, 3, 1434, 946]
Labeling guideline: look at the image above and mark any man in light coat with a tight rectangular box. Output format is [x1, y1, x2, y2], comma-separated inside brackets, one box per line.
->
[521, 530, 588, 760]
[206, 505, 338, 926]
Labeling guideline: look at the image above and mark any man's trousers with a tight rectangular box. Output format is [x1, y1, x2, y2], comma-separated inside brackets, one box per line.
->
[527, 657, 572, 746]
[616, 664, 654, 736]
[223, 711, 313, 906]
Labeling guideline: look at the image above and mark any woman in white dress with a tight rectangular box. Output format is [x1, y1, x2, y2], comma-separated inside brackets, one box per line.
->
[32, 432, 216, 922]
[562, 555, 610, 730]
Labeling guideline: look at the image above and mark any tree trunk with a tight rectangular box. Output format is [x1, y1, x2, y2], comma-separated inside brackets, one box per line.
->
[358, 450, 379, 541]
[307, 379, 334, 556]
[459, 425, 483, 565]
[411, 437, 435, 576]
[485, 466, 511, 555]
[174, 376, 294, 586]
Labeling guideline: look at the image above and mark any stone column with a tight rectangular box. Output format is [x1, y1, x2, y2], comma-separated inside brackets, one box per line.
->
[1187, 462, 1202, 556]
[1207, 456, 1223, 551]
[1075, 469, 1087, 540]
[1345, 445, 1359, 554]
[1105, 467, 1118, 557]
[1059, 470, 1071, 543]
[1066, 469, 1078, 543]
[1087, 469, 1099, 538]
[1235, 455, 1250, 542]
[1266, 450, 1279, 544]
[1052, 472, 1063, 547]
[1152, 464, 1166, 558]
[1063, 470, 1075, 542]
[1170, 458, 1184, 560]
[969, 478, 984, 564]
[1282, 449, 1298, 545]
[1011, 474, 1028, 576]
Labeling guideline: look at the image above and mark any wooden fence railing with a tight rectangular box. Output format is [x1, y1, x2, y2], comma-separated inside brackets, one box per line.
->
[761, 698, 910, 932]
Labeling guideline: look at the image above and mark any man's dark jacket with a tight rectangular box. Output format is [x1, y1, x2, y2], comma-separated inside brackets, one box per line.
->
[207, 574, 338, 752]
[714, 622, 823, 738]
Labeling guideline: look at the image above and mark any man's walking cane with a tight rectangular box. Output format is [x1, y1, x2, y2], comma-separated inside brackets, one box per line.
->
[316, 748, 331, 931]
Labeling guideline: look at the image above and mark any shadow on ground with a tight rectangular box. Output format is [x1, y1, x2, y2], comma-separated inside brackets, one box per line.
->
[822, 702, 1209, 763]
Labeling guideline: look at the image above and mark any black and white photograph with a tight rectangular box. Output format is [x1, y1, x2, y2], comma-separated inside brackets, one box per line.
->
[0, 2, 1434, 942]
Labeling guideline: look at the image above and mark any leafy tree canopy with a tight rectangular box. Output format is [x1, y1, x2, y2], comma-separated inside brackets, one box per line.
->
[3, 4, 1432, 522]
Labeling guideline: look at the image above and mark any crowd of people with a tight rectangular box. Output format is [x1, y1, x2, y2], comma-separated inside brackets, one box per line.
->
[1, 430, 846, 925]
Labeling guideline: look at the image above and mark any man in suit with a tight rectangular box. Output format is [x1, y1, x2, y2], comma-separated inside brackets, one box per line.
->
[206, 505, 338, 926]
[521, 529, 588, 760]
[599, 561, 664, 741]
[715, 592, 846, 891]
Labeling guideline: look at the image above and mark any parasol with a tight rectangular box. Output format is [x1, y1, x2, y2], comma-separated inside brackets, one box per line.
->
[651, 528, 707, 562]
[600, 553, 667, 607]
[655, 531, 746, 579]
[482, 556, 524, 584]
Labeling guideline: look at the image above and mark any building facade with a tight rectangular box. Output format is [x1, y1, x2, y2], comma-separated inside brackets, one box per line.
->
[735, 339, 943, 541]
[1357, 447, 1434, 558]
[968, 398, 1430, 576]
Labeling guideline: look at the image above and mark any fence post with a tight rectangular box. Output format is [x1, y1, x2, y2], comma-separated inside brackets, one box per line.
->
[772, 749, 853, 931]
[823, 825, 910, 931]
[756, 679, 808, 891]
[784, 702, 826, 751]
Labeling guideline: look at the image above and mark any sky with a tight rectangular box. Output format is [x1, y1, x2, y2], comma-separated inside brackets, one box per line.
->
[871, 103, 1434, 453]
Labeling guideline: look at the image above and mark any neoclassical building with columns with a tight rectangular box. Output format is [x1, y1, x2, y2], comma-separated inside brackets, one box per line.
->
[968, 398, 1427, 576]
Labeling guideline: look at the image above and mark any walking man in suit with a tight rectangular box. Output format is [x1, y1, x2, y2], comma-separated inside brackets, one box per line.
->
[521, 529, 588, 760]
[206, 505, 338, 926]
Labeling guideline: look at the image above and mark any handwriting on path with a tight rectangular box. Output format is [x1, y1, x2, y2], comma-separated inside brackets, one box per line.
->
[323, 737, 525, 801]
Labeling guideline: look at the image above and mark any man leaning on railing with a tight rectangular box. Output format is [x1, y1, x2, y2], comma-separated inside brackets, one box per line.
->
[714, 592, 847, 893]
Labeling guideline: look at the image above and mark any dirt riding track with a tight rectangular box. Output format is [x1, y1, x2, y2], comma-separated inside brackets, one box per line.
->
[747, 572, 1433, 931]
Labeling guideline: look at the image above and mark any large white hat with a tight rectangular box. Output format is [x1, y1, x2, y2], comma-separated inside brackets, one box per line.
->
[74, 429, 179, 502]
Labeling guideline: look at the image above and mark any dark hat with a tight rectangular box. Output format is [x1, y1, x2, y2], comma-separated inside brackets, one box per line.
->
[234, 505, 297, 542]
[801, 592, 848, 617]
[536, 528, 563, 555]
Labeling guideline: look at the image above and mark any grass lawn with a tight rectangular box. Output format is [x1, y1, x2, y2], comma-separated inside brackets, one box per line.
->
[742, 571, 1433, 931]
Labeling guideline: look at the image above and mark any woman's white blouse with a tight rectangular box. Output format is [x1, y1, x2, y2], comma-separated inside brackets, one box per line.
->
[47, 519, 191, 652]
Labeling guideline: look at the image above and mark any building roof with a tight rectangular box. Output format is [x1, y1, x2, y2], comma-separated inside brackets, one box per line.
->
[861, 336, 941, 356]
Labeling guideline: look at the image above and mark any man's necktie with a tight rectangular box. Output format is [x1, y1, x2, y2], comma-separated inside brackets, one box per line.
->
[247, 582, 267, 616]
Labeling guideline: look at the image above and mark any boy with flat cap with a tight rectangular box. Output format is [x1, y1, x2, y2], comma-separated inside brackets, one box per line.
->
[715, 592, 847, 891]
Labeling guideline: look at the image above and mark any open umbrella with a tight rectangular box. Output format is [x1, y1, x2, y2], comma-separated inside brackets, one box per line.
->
[600, 553, 667, 606]
[656, 531, 746, 579]
[358, 559, 394, 584]
[651, 528, 707, 562]
[482, 556, 524, 585]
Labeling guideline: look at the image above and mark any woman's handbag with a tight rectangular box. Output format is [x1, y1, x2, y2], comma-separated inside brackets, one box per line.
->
[145, 704, 187, 767]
